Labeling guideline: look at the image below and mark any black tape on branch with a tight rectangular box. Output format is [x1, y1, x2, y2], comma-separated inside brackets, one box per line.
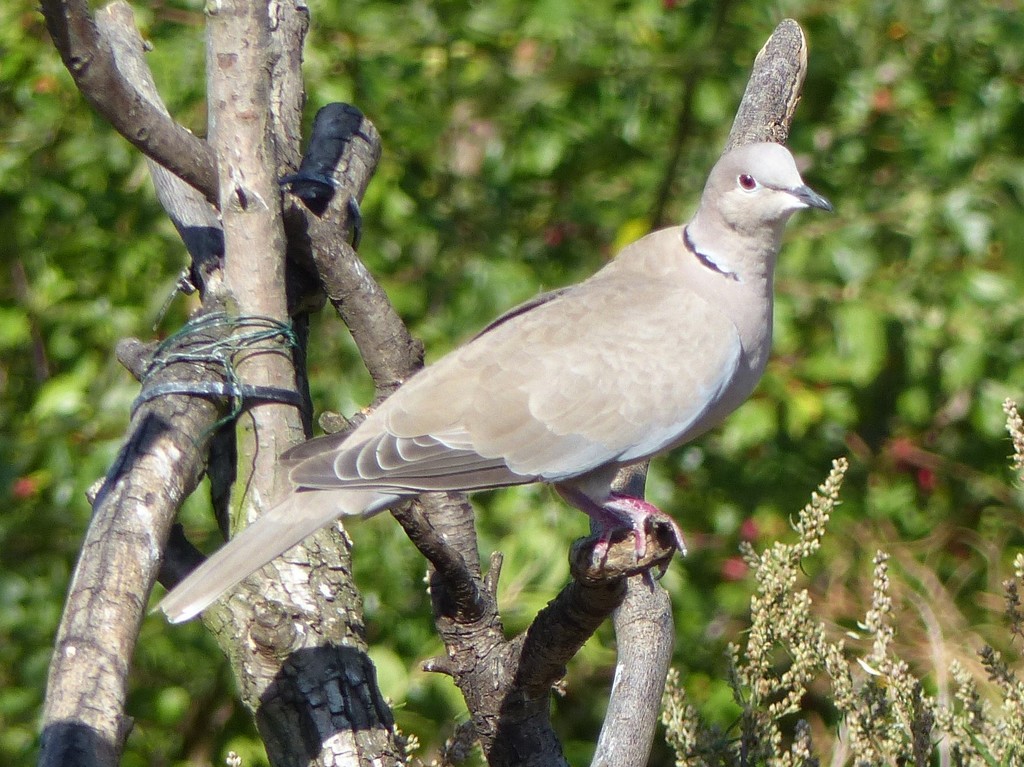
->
[280, 103, 368, 240]
[133, 381, 303, 408]
[133, 313, 302, 424]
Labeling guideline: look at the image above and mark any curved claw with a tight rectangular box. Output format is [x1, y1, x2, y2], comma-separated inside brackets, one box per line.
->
[602, 493, 688, 559]
[557, 486, 687, 563]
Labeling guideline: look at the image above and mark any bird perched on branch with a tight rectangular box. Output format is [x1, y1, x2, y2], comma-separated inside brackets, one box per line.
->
[160, 141, 832, 623]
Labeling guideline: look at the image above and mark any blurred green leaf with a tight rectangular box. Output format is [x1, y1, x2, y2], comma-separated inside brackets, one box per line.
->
[7, 0, 1024, 762]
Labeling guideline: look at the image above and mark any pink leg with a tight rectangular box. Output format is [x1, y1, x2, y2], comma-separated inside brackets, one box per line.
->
[556, 487, 687, 561]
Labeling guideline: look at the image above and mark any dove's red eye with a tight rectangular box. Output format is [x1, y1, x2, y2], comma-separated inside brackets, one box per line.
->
[738, 174, 757, 191]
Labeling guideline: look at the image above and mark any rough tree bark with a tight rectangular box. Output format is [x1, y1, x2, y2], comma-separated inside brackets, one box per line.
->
[38, 3, 809, 765]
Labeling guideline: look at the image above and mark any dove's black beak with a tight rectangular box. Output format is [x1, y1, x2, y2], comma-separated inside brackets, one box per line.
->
[792, 184, 833, 212]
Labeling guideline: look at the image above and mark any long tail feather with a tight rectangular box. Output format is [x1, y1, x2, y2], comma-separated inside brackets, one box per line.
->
[158, 488, 395, 623]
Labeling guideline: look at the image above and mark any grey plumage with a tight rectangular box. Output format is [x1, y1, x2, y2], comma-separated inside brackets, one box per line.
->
[160, 142, 831, 623]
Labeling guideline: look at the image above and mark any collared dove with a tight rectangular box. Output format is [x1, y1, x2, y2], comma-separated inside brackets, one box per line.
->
[160, 141, 832, 623]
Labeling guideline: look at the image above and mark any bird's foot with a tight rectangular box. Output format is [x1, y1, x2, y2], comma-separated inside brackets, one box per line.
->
[559, 485, 686, 563]
[598, 493, 688, 560]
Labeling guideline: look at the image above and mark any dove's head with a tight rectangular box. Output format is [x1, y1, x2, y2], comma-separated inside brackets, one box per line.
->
[700, 142, 832, 236]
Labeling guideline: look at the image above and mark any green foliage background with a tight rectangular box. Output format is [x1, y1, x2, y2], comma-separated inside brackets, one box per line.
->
[2, 0, 1023, 764]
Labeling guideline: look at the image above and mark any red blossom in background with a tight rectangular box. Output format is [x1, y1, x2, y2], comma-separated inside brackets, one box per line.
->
[11, 476, 39, 499]
[721, 556, 749, 582]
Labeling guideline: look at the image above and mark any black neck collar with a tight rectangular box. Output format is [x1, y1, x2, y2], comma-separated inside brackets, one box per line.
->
[683, 225, 739, 281]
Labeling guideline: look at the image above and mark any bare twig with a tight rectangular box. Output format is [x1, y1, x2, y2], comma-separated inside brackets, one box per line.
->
[94, 2, 224, 297]
[585, 463, 676, 767]
[267, 0, 308, 175]
[392, 496, 488, 620]
[40, 0, 218, 202]
[725, 18, 808, 150]
[283, 103, 490, 632]
[206, 0, 301, 465]
[287, 98, 575, 764]
[594, 578, 675, 767]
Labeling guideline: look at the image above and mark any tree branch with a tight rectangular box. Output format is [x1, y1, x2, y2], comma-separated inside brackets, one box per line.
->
[40, 0, 219, 203]
[206, 0, 301, 483]
[593, 575, 674, 767]
[93, 2, 223, 296]
[38, 6, 234, 763]
[187, 4, 406, 765]
[282, 108, 540, 759]
[725, 18, 808, 149]
[284, 103, 425, 397]
[40, 325, 228, 767]
[266, 0, 309, 175]
[391, 496, 488, 621]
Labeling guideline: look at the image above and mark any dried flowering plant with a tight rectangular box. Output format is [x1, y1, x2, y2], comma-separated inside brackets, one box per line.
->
[663, 406, 1024, 767]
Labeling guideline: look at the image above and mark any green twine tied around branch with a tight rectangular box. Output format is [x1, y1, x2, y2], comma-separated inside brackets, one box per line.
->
[133, 312, 303, 432]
